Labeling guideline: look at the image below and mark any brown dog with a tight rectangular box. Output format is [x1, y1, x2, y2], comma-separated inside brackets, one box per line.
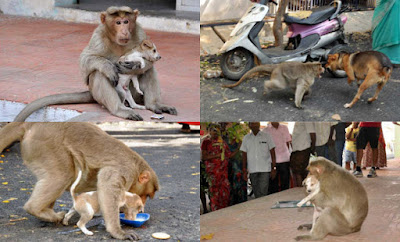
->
[325, 51, 393, 108]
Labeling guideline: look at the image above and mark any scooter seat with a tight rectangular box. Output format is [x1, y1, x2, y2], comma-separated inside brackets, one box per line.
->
[284, 6, 336, 25]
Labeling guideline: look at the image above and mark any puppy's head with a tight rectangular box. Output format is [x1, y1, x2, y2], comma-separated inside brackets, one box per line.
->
[302, 174, 319, 193]
[122, 192, 145, 220]
[141, 39, 161, 62]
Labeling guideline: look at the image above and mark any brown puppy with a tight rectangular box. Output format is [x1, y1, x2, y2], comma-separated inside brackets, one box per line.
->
[0, 122, 159, 241]
[63, 170, 144, 236]
[295, 157, 368, 241]
[325, 51, 393, 108]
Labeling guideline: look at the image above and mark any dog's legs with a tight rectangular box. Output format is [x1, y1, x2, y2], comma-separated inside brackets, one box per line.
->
[62, 207, 76, 225]
[367, 82, 385, 104]
[344, 72, 377, 108]
[77, 211, 95, 236]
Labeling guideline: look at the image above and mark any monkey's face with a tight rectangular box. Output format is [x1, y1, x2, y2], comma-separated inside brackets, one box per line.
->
[325, 54, 341, 72]
[101, 8, 139, 46]
[129, 170, 159, 205]
[303, 175, 319, 193]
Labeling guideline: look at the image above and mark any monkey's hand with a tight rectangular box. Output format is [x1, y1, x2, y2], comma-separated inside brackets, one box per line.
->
[116, 61, 142, 74]
[101, 62, 120, 87]
[123, 231, 140, 241]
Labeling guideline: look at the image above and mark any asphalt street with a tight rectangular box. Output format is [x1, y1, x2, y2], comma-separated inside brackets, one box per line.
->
[200, 32, 400, 122]
[0, 123, 200, 241]
[201, 67, 400, 121]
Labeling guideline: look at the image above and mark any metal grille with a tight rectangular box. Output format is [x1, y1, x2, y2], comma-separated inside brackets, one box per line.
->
[268, 0, 376, 14]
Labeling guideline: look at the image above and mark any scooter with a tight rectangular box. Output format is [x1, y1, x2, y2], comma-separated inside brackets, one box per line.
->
[219, 0, 350, 80]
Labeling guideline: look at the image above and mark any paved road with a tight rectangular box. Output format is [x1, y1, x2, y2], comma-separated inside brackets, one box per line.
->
[201, 67, 400, 121]
[0, 123, 200, 241]
[201, 32, 400, 122]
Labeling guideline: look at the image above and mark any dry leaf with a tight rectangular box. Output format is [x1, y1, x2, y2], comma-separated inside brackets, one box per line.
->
[165, 175, 172, 178]
[9, 217, 27, 222]
[189, 191, 196, 194]
[331, 114, 341, 121]
[59, 204, 66, 207]
[8, 198, 17, 201]
[191, 172, 200, 176]
[190, 187, 198, 190]
[2, 182, 8, 185]
[201, 233, 214, 240]
[2, 200, 10, 203]
[20, 188, 28, 191]
[0, 155, 4, 158]
[190, 166, 196, 169]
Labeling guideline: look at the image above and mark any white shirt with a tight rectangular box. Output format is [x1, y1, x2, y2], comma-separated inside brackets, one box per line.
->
[314, 122, 337, 146]
[291, 122, 316, 152]
[240, 131, 275, 173]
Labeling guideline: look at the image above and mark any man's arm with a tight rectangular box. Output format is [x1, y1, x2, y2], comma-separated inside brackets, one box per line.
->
[270, 148, 276, 179]
[242, 151, 248, 181]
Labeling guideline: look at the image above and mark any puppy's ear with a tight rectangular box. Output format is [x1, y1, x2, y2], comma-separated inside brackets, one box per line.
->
[138, 170, 150, 184]
[141, 40, 153, 49]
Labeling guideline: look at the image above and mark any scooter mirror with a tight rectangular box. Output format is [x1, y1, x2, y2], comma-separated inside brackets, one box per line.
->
[269, 0, 278, 5]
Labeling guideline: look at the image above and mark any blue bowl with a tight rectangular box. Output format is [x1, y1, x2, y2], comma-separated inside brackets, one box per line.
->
[120, 213, 150, 227]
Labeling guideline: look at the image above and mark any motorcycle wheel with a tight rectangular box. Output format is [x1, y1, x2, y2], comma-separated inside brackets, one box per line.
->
[220, 48, 254, 81]
[327, 44, 353, 78]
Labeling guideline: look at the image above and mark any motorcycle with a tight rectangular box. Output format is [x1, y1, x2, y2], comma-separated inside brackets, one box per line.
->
[219, 0, 351, 80]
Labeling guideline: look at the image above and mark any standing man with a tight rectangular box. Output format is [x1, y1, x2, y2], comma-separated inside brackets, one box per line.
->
[241, 122, 276, 198]
[263, 122, 292, 192]
[290, 122, 316, 187]
[354, 122, 381, 178]
[314, 122, 337, 161]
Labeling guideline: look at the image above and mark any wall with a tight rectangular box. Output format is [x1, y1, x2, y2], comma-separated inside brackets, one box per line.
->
[200, 0, 253, 22]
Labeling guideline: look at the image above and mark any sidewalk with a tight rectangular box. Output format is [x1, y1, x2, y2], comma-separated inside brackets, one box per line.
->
[200, 11, 374, 55]
[200, 158, 400, 241]
[0, 14, 199, 122]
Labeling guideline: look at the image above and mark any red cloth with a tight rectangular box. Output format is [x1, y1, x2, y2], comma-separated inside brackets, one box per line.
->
[360, 122, 381, 127]
[201, 137, 231, 211]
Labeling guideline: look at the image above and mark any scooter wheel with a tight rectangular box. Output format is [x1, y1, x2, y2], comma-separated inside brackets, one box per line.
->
[327, 44, 353, 78]
[220, 48, 254, 80]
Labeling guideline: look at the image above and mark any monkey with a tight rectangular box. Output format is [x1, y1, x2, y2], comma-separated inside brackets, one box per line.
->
[62, 169, 144, 236]
[222, 62, 325, 108]
[0, 122, 159, 241]
[295, 157, 368, 241]
[14, 6, 177, 122]
[116, 39, 161, 110]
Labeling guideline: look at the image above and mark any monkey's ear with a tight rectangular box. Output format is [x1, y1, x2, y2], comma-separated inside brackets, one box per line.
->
[100, 12, 107, 24]
[314, 165, 325, 175]
[133, 9, 140, 16]
[139, 171, 150, 184]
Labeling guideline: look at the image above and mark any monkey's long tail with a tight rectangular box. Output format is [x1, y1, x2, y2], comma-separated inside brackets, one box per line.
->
[0, 123, 26, 154]
[222, 64, 276, 88]
[14, 91, 95, 122]
[70, 169, 83, 202]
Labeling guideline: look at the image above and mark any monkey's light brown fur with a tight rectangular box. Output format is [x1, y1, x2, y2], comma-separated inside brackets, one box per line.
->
[0, 122, 159, 240]
[295, 157, 368, 240]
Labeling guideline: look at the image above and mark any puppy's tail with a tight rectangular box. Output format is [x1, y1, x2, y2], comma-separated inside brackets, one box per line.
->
[222, 64, 276, 88]
[70, 169, 82, 202]
[0, 123, 26, 154]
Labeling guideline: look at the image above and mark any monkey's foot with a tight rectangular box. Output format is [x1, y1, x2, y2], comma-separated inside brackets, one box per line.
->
[127, 113, 144, 121]
[124, 231, 140, 241]
[160, 106, 178, 115]
[297, 224, 312, 230]
[344, 103, 352, 108]
[295, 235, 312, 241]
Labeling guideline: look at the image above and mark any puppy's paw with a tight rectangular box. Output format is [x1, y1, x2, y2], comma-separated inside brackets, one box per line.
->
[344, 103, 352, 108]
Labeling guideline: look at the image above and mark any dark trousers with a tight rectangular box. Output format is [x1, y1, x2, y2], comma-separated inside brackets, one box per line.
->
[268, 161, 290, 194]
